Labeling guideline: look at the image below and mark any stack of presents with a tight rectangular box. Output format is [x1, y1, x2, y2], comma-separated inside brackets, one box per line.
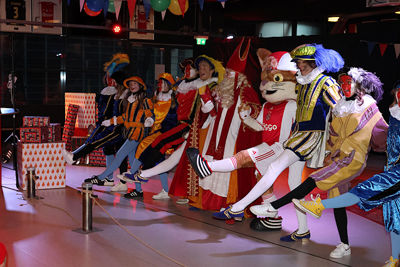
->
[63, 93, 106, 167]
[17, 93, 106, 190]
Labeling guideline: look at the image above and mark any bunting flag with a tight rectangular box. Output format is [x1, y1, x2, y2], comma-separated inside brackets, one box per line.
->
[367, 42, 376, 55]
[221, 2, 225, 7]
[379, 43, 388, 56]
[178, 0, 186, 16]
[128, 0, 137, 20]
[68, 0, 71, 5]
[143, 0, 151, 19]
[80, 0, 85, 11]
[161, 10, 166, 20]
[114, 0, 122, 19]
[394, 44, 400, 58]
[198, 0, 204, 10]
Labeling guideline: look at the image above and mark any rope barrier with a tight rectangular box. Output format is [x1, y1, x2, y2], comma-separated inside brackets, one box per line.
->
[92, 197, 186, 267]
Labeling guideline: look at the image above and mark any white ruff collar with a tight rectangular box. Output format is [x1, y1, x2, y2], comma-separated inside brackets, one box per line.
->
[296, 67, 325, 85]
[157, 90, 172, 101]
[333, 94, 376, 118]
[390, 105, 400, 121]
[127, 94, 137, 103]
[101, 86, 117, 95]
[177, 77, 218, 94]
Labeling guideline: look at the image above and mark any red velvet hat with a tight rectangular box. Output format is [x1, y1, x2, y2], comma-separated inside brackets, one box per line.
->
[226, 37, 251, 74]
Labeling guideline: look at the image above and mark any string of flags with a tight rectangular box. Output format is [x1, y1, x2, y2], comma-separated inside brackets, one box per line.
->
[362, 40, 400, 58]
[74, 0, 228, 20]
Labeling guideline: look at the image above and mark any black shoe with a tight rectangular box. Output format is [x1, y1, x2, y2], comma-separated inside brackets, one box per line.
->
[124, 189, 143, 199]
[186, 147, 212, 179]
[84, 176, 114, 186]
[250, 217, 282, 231]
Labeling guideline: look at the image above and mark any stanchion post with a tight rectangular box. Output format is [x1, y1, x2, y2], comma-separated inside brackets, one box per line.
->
[82, 182, 93, 232]
[26, 167, 36, 198]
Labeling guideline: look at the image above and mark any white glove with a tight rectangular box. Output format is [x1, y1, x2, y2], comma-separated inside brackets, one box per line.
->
[201, 99, 214, 113]
[144, 117, 154, 127]
[101, 119, 111, 127]
[239, 107, 251, 120]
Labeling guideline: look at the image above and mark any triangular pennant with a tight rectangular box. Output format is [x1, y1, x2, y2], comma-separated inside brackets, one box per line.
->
[108, 0, 115, 12]
[394, 44, 400, 58]
[178, 0, 186, 17]
[198, 0, 204, 10]
[367, 42, 376, 55]
[161, 10, 166, 20]
[128, 0, 137, 20]
[143, 0, 151, 20]
[68, 0, 71, 5]
[80, 0, 85, 11]
[379, 43, 388, 56]
[114, 0, 122, 20]
[221, 1, 225, 8]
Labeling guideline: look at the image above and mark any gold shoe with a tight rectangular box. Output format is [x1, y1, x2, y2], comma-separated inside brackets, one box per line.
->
[382, 256, 399, 267]
[292, 194, 325, 218]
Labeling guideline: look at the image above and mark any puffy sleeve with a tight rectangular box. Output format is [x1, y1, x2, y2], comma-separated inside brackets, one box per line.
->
[322, 78, 342, 109]
[370, 117, 388, 152]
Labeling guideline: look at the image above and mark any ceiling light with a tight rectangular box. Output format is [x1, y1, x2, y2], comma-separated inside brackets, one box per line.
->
[226, 35, 234, 40]
[395, 10, 400, 14]
[328, 16, 340, 22]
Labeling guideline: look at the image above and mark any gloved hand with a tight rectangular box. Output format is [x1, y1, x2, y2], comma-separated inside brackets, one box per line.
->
[144, 117, 154, 127]
[101, 119, 111, 127]
[239, 106, 251, 120]
[201, 99, 215, 114]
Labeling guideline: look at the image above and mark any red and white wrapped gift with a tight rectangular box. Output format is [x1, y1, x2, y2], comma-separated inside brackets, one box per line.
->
[88, 148, 106, 167]
[48, 123, 62, 142]
[62, 104, 79, 151]
[65, 93, 96, 128]
[20, 126, 49, 143]
[23, 116, 50, 127]
[17, 142, 66, 190]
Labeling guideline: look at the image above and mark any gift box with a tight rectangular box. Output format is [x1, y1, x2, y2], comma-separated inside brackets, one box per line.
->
[65, 93, 97, 128]
[23, 116, 50, 127]
[48, 123, 61, 142]
[62, 104, 80, 151]
[20, 127, 49, 143]
[17, 142, 66, 190]
[88, 148, 106, 167]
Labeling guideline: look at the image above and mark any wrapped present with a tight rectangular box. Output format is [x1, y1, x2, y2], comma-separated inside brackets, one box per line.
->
[23, 116, 50, 127]
[17, 142, 66, 190]
[48, 123, 61, 142]
[20, 127, 49, 143]
[62, 104, 79, 151]
[88, 148, 106, 167]
[65, 93, 96, 128]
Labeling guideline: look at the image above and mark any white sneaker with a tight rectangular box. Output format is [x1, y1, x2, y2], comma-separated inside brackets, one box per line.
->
[250, 202, 278, 218]
[110, 181, 128, 192]
[329, 243, 351, 258]
[61, 148, 75, 165]
[152, 189, 170, 200]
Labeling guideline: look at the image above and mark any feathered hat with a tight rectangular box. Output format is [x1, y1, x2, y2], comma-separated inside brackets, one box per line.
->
[194, 55, 225, 83]
[104, 53, 130, 76]
[226, 37, 251, 74]
[347, 67, 383, 101]
[123, 76, 147, 91]
[290, 44, 344, 73]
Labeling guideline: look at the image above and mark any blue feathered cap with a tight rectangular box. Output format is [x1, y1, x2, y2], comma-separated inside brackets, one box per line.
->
[290, 44, 344, 73]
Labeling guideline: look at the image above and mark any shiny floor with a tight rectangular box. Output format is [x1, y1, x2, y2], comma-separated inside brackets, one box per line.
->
[0, 154, 390, 267]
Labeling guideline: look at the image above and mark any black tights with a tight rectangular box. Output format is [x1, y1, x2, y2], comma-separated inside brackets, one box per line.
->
[271, 177, 349, 245]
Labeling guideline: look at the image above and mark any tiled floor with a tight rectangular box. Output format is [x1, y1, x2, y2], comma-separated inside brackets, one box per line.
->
[0, 153, 391, 267]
